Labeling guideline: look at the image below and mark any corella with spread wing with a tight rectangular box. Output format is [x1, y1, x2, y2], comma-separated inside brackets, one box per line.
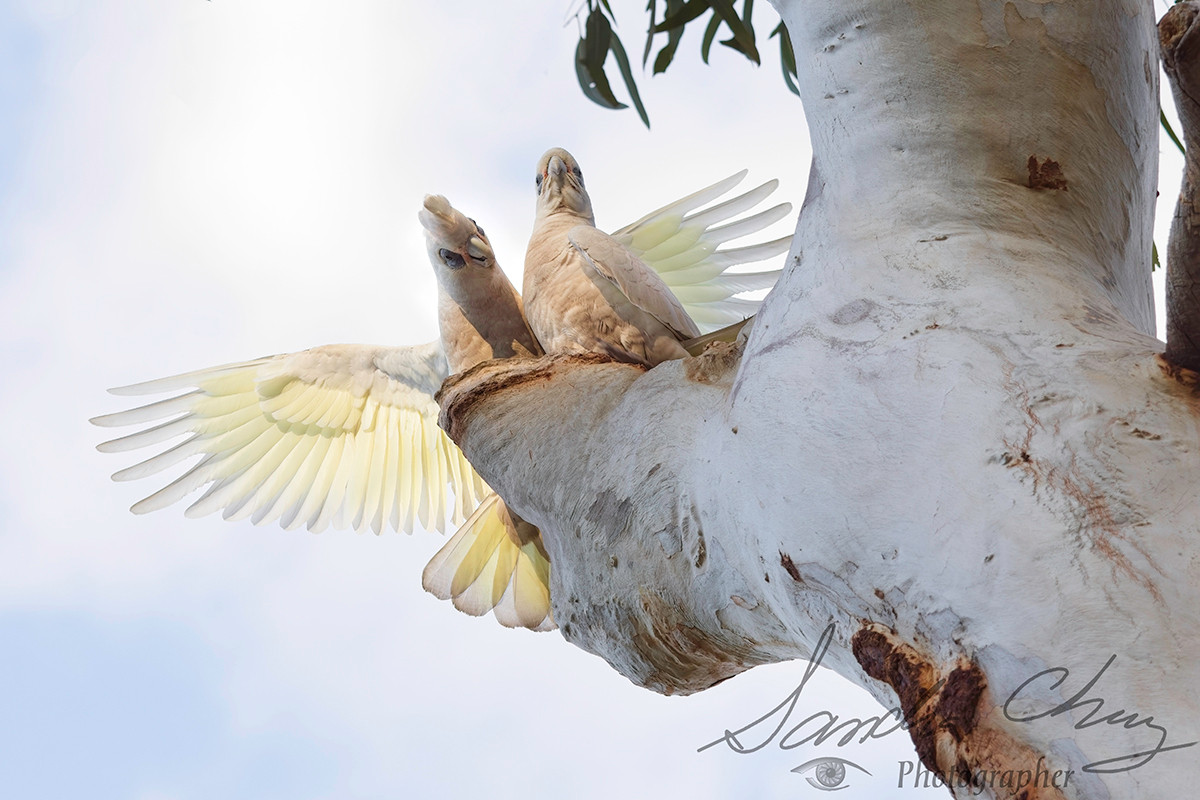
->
[93, 196, 555, 630]
[523, 147, 792, 365]
[92, 164, 793, 631]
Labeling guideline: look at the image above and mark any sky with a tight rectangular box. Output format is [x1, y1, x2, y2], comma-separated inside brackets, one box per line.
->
[0, 2, 1180, 799]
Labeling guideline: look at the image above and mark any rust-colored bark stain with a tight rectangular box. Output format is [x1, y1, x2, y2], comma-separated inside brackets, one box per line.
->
[998, 364, 1165, 606]
[940, 665, 986, 741]
[437, 352, 636, 442]
[1027, 156, 1068, 191]
[850, 627, 892, 680]
[1004, 439, 1165, 607]
[779, 552, 802, 581]
[852, 623, 1069, 799]
[851, 626, 940, 771]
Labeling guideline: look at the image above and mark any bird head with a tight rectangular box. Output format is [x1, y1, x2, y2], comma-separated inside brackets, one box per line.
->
[419, 194, 497, 277]
[534, 147, 594, 223]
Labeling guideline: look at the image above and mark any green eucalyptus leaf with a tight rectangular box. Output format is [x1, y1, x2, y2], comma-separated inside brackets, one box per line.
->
[1162, 108, 1186, 156]
[652, 0, 686, 75]
[720, 34, 751, 58]
[575, 37, 626, 110]
[642, 0, 657, 66]
[701, 13, 721, 64]
[708, 0, 759, 63]
[585, 7, 613, 70]
[770, 21, 800, 97]
[610, 30, 651, 128]
[654, 0, 708, 33]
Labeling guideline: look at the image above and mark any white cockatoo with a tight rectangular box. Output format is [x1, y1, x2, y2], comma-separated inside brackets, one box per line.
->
[92, 166, 792, 631]
[524, 147, 789, 365]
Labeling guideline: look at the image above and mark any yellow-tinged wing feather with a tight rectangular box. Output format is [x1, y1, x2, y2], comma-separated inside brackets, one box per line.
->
[422, 492, 554, 631]
[92, 341, 480, 536]
[610, 172, 795, 334]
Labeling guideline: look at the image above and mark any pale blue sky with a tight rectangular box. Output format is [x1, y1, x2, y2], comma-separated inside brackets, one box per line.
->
[0, 2, 1178, 798]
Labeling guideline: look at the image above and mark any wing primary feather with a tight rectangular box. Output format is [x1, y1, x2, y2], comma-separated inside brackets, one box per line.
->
[710, 236, 794, 267]
[444, 436, 476, 526]
[111, 435, 206, 482]
[267, 431, 328, 525]
[97, 416, 196, 453]
[656, 237, 792, 281]
[106, 358, 274, 396]
[90, 390, 204, 428]
[416, 420, 436, 532]
[679, 179, 781, 230]
[182, 423, 287, 519]
[300, 433, 349, 533]
[669, 279, 776, 304]
[128, 452, 218, 514]
[429, 423, 452, 531]
[700, 203, 793, 245]
[279, 432, 335, 530]
[224, 427, 317, 524]
[399, 413, 419, 533]
[708, 270, 782, 293]
[610, 170, 748, 236]
[344, 422, 376, 532]
[361, 406, 389, 535]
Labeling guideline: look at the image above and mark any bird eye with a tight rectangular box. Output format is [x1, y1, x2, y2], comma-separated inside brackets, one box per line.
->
[535, 173, 544, 193]
[438, 248, 465, 269]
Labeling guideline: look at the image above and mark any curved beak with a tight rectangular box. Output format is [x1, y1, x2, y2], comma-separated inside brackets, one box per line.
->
[419, 194, 455, 234]
[467, 235, 493, 262]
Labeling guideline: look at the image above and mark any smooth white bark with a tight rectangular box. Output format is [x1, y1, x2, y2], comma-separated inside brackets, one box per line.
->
[440, 2, 1200, 797]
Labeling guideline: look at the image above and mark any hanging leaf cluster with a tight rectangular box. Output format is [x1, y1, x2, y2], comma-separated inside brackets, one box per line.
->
[572, 0, 799, 128]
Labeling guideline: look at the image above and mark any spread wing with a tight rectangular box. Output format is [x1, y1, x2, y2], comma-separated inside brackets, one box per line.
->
[611, 171, 794, 332]
[91, 341, 487, 535]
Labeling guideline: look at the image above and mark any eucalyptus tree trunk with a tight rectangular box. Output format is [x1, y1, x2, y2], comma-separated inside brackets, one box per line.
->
[439, 1, 1200, 797]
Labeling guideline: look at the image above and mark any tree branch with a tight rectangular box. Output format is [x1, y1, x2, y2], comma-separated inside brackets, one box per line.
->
[440, 2, 1200, 795]
[1160, 2, 1200, 372]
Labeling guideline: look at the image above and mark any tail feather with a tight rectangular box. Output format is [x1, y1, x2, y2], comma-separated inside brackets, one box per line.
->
[422, 492, 554, 631]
